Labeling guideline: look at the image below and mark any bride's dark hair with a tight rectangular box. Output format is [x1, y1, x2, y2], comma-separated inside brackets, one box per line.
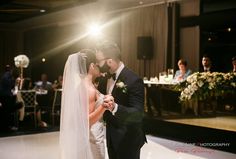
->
[79, 49, 96, 72]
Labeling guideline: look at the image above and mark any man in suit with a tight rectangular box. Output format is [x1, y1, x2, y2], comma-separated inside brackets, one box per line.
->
[0, 65, 22, 131]
[200, 54, 215, 72]
[96, 41, 146, 159]
[199, 55, 217, 115]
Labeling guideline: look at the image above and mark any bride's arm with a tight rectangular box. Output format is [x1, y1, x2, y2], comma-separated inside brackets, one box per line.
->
[89, 105, 106, 127]
[88, 89, 106, 126]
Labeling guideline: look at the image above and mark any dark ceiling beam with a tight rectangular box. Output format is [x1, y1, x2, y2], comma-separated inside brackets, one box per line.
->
[0, 0, 97, 23]
[180, 9, 236, 29]
[0, 0, 14, 6]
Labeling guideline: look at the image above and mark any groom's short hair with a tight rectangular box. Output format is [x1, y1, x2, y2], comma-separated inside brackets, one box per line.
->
[96, 41, 121, 60]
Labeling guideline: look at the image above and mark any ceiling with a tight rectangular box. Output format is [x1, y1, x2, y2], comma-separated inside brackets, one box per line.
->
[0, 0, 97, 23]
[0, 0, 173, 23]
[1, 0, 235, 31]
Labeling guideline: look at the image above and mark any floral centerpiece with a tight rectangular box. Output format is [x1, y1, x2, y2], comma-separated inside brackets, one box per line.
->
[175, 72, 236, 102]
[14, 54, 29, 68]
[14, 54, 30, 80]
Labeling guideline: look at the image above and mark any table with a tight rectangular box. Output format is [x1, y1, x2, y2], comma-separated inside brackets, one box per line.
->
[144, 80, 181, 116]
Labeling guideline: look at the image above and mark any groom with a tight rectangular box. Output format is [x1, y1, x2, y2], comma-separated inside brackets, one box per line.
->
[96, 41, 146, 159]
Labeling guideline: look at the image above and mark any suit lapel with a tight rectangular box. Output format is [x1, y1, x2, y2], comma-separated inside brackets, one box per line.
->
[111, 67, 127, 96]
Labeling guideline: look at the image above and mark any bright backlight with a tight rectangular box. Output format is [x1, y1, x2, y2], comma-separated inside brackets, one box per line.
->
[88, 23, 102, 36]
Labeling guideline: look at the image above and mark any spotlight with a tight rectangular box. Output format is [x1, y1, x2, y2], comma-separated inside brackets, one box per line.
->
[42, 58, 46, 62]
[227, 28, 231, 32]
[88, 23, 102, 36]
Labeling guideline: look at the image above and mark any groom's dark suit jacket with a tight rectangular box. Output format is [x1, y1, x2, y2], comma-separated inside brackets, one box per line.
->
[98, 67, 146, 155]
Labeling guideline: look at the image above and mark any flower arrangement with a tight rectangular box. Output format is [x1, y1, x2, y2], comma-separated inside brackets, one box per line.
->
[14, 54, 30, 68]
[116, 80, 127, 93]
[176, 72, 236, 102]
[14, 54, 30, 80]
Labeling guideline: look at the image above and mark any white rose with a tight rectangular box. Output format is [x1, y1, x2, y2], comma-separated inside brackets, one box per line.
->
[231, 82, 236, 87]
[197, 81, 204, 87]
[116, 81, 125, 88]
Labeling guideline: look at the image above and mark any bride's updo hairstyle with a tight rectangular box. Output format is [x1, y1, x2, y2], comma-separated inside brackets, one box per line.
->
[79, 49, 96, 73]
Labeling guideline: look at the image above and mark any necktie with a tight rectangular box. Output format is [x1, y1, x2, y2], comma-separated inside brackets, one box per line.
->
[107, 73, 116, 80]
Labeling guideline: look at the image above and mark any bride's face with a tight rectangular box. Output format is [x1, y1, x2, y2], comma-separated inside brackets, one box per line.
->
[89, 63, 101, 79]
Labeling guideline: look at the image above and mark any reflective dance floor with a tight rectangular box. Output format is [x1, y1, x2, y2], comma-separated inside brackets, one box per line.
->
[0, 132, 235, 159]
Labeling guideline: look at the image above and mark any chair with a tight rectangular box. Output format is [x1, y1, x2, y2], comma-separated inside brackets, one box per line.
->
[51, 89, 62, 126]
[20, 90, 37, 127]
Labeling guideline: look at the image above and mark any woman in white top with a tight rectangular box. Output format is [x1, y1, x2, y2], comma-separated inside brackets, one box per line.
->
[173, 59, 192, 83]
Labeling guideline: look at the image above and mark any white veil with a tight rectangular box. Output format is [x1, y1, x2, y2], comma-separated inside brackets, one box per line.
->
[60, 53, 93, 159]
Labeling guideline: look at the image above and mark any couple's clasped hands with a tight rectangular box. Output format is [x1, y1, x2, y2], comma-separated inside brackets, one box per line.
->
[102, 94, 115, 112]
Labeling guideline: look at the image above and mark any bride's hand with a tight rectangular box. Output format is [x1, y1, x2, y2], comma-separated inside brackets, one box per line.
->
[103, 95, 115, 111]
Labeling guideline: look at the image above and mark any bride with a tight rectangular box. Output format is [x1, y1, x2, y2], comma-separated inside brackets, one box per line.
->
[60, 49, 113, 159]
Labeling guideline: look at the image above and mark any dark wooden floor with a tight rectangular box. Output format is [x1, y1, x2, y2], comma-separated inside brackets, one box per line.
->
[143, 115, 236, 154]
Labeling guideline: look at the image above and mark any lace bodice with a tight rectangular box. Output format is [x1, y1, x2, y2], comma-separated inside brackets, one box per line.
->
[95, 91, 104, 109]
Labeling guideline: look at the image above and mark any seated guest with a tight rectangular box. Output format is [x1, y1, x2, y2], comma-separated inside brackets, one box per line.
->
[173, 59, 192, 83]
[34, 74, 53, 122]
[52, 75, 63, 90]
[221, 56, 236, 112]
[34, 73, 53, 91]
[199, 55, 217, 115]
[21, 77, 33, 90]
[231, 56, 236, 72]
[200, 54, 215, 72]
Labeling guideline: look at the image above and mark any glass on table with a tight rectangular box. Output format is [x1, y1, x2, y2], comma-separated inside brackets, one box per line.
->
[168, 68, 174, 75]
[159, 71, 167, 83]
[167, 68, 174, 81]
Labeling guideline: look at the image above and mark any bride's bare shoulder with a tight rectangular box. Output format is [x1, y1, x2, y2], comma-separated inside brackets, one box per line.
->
[87, 84, 96, 98]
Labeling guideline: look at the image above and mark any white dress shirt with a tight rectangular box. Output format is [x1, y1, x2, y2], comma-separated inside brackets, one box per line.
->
[106, 62, 124, 115]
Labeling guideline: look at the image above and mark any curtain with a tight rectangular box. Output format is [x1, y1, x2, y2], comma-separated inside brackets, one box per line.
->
[120, 4, 169, 78]
[166, 2, 180, 71]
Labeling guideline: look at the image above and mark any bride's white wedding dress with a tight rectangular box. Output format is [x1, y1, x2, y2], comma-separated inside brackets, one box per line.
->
[60, 53, 106, 159]
[90, 93, 105, 159]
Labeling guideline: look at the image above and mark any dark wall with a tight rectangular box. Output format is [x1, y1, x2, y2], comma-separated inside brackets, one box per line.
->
[24, 23, 93, 83]
[202, 0, 236, 13]
[199, 9, 236, 72]
[201, 29, 236, 72]
[0, 30, 23, 76]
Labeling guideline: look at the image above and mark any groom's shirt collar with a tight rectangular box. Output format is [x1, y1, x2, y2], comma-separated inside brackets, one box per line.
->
[114, 62, 124, 80]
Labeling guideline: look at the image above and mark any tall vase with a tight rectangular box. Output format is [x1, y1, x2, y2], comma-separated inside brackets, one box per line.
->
[19, 66, 24, 90]
[20, 66, 23, 79]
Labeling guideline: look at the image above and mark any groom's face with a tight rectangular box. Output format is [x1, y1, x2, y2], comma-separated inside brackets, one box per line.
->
[96, 51, 111, 73]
